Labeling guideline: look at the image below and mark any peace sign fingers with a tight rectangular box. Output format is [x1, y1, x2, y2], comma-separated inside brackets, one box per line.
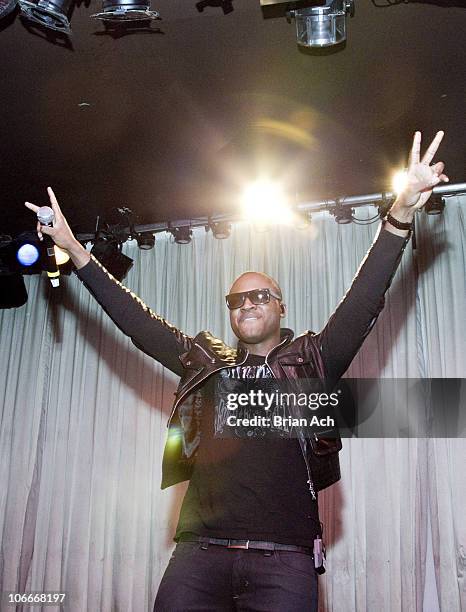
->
[421, 130, 444, 165]
[409, 131, 422, 167]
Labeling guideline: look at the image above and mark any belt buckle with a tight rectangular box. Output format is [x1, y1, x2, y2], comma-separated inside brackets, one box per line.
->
[227, 539, 249, 549]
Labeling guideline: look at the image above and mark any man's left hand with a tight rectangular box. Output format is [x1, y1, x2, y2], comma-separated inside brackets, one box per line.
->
[395, 130, 449, 213]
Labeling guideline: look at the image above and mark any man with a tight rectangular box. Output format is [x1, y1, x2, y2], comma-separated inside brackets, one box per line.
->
[26, 131, 448, 611]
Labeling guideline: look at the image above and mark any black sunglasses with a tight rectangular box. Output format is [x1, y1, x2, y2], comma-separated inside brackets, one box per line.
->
[225, 288, 282, 310]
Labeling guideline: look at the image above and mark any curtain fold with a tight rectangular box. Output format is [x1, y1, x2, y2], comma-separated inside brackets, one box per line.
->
[1, 196, 464, 611]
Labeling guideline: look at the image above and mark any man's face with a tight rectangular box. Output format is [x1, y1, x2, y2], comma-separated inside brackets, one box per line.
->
[228, 272, 283, 346]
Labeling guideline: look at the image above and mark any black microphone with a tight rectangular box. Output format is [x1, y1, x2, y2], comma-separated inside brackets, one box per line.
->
[37, 206, 60, 288]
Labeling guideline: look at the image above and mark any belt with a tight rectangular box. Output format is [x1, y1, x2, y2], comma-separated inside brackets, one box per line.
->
[179, 535, 313, 555]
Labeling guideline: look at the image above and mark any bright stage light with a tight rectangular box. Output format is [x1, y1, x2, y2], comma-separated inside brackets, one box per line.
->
[241, 179, 294, 225]
[54, 246, 70, 266]
[19, 0, 73, 34]
[91, 0, 159, 22]
[17, 243, 40, 266]
[288, 0, 355, 49]
[392, 169, 408, 195]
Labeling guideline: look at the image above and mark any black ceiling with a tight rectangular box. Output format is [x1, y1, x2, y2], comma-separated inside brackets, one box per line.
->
[1, 0, 465, 237]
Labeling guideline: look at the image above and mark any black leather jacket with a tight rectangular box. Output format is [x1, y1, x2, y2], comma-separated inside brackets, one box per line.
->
[165, 326, 342, 500]
[76, 225, 410, 499]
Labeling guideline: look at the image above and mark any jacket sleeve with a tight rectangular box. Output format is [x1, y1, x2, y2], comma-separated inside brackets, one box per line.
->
[316, 224, 411, 386]
[75, 254, 192, 376]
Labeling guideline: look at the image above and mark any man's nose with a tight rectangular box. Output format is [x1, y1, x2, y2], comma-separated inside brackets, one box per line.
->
[241, 296, 257, 309]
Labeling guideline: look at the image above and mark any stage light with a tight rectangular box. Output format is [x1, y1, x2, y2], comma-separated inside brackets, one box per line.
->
[91, 0, 160, 22]
[91, 232, 133, 281]
[170, 227, 192, 245]
[392, 169, 408, 195]
[210, 220, 231, 240]
[241, 179, 294, 225]
[424, 195, 445, 216]
[19, 0, 73, 33]
[14, 232, 43, 273]
[329, 204, 353, 224]
[294, 210, 311, 229]
[135, 232, 155, 250]
[17, 241, 40, 266]
[54, 245, 70, 265]
[287, 0, 355, 49]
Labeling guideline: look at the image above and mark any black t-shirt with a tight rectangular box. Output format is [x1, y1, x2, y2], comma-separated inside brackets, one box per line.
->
[175, 354, 320, 546]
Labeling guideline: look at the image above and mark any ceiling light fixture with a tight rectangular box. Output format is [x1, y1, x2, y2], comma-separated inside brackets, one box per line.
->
[424, 195, 445, 216]
[241, 179, 294, 225]
[91, 0, 159, 22]
[294, 210, 312, 229]
[287, 0, 355, 49]
[135, 232, 155, 250]
[329, 202, 354, 224]
[19, 0, 72, 33]
[170, 226, 192, 245]
[91, 231, 133, 280]
[209, 220, 232, 240]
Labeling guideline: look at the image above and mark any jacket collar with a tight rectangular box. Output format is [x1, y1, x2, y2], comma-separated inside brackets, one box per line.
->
[191, 327, 295, 367]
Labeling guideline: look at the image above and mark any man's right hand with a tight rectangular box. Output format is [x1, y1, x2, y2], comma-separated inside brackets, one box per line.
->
[25, 187, 91, 269]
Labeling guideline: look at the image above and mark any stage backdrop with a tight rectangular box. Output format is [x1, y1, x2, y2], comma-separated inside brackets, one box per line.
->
[1, 196, 465, 612]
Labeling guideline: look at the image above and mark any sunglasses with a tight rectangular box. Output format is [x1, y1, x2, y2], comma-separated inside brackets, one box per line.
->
[225, 288, 282, 310]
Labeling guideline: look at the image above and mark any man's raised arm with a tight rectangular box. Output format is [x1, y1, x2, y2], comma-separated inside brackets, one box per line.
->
[25, 188, 191, 377]
[317, 131, 449, 386]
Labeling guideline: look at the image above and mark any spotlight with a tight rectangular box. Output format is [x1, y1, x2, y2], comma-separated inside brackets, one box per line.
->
[241, 179, 294, 225]
[170, 226, 192, 245]
[19, 0, 72, 33]
[17, 242, 40, 267]
[196, 0, 233, 14]
[294, 210, 311, 229]
[210, 220, 231, 240]
[91, 232, 133, 281]
[329, 204, 353, 224]
[391, 169, 408, 195]
[288, 0, 355, 49]
[424, 195, 445, 216]
[91, 0, 159, 22]
[14, 232, 42, 273]
[135, 232, 155, 250]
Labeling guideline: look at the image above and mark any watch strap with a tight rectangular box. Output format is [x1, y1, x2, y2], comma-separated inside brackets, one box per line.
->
[385, 211, 413, 230]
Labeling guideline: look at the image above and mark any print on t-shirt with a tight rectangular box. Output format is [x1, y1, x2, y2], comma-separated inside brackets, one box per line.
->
[214, 359, 292, 438]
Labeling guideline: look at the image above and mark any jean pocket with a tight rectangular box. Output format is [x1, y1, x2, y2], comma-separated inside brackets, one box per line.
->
[169, 541, 200, 563]
[275, 551, 315, 576]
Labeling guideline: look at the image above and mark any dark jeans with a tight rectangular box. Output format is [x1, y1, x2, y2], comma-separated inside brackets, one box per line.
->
[154, 541, 318, 611]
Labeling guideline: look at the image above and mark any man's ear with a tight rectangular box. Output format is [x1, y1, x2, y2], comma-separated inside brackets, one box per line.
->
[280, 303, 286, 317]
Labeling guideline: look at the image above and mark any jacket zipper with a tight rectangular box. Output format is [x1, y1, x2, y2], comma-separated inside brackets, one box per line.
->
[264, 339, 317, 501]
[167, 342, 249, 424]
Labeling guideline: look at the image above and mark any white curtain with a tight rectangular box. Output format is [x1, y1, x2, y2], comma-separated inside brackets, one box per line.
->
[1, 196, 464, 611]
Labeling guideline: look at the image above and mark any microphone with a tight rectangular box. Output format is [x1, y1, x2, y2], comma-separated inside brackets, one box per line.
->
[37, 206, 60, 288]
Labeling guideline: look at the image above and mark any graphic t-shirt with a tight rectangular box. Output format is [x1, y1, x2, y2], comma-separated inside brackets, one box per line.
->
[175, 354, 320, 546]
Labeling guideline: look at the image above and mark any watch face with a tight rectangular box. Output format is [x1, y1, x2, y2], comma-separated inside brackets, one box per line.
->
[0, 0, 17, 18]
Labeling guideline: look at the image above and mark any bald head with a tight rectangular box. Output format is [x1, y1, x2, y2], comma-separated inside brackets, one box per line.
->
[229, 271, 282, 299]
